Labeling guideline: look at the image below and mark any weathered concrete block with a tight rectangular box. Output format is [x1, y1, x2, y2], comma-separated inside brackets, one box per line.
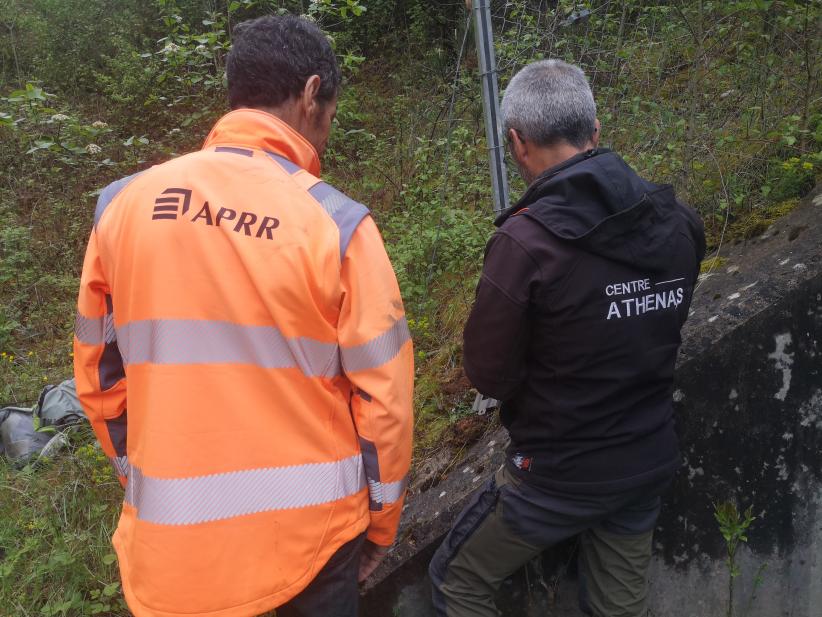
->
[362, 184, 822, 616]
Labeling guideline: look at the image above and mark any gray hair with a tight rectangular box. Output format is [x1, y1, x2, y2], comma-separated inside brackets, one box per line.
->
[500, 59, 597, 149]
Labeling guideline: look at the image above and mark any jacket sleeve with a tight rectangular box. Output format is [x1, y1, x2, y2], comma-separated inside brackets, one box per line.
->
[463, 229, 540, 401]
[73, 228, 129, 485]
[339, 215, 414, 547]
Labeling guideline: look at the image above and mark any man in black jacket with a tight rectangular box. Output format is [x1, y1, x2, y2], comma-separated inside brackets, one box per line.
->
[429, 60, 706, 617]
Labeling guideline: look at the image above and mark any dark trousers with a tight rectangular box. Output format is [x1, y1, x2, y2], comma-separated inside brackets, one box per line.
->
[276, 533, 366, 617]
[429, 465, 669, 617]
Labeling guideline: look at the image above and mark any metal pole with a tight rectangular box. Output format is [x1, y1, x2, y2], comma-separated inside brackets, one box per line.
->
[469, 0, 506, 413]
[472, 0, 509, 214]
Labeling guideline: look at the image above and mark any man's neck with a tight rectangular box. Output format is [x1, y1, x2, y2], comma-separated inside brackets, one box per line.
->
[257, 104, 300, 134]
[529, 142, 590, 180]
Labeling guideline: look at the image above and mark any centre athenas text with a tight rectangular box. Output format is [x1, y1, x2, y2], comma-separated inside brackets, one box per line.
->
[605, 277, 684, 320]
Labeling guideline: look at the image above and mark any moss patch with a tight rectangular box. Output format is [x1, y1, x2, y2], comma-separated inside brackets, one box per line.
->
[700, 255, 729, 274]
[729, 198, 801, 241]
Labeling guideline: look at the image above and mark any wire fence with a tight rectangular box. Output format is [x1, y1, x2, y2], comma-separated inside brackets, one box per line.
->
[438, 1, 821, 232]
[402, 0, 820, 334]
[448, 0, 822, 221]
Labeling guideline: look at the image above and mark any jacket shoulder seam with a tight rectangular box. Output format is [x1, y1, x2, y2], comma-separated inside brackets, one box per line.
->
[494, 225, 545, 280]
[304, 180, 371, 262]
[264, 153, 370, 260]
[94, 171, 144, 229]
[478, 271, 528, 308]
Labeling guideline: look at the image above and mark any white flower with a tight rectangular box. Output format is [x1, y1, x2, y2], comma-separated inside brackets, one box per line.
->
[85, 143, 102, 155]
[162, 42, 180, 54]
[51, 114, 69, 122]
[91, 121, 108, 129]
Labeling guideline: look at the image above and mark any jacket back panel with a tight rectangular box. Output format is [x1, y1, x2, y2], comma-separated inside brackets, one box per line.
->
[506, 216, 699, 485]
[94, 148, 369, 615]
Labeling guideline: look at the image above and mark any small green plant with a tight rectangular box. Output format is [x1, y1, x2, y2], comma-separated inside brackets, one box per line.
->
[714, 500, 758, 617]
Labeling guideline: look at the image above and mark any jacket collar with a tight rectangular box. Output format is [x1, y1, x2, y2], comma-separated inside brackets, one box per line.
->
[202, 108, 321, 176]
[495, 148, 607, 227]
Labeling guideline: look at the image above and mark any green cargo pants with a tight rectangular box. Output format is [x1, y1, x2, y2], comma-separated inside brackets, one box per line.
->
[429, 466, 663, 617]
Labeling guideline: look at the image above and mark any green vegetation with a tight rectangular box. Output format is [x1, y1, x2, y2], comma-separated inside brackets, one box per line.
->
[714, 500, 766, 617]
[1, 0, 820, 613]
[0, 426, 126, 616]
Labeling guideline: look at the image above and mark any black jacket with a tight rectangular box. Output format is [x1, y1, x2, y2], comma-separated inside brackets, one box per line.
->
[463, 149, 706, 494]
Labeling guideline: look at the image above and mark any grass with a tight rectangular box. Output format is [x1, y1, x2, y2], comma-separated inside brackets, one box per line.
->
[0, 426, 127, 616]
[0, 336, 75, 408]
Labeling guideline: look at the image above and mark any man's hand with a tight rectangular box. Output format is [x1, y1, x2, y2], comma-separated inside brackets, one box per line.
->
[358, 540, 390, 583]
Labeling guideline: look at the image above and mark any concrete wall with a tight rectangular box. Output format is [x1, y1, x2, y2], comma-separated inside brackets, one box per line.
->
[361, 184, 822, 616]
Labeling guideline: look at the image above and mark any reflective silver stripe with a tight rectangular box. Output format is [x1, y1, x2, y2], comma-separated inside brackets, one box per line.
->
[266, 151, 302, 174]
[309, 182, 352, 217]
[99, 294, 126, 389]
[369, 476, 407, 506]
[342, 316, 411, 373]
[308, 182, 370, 260]
[359, 437, 382, 511]
[124, 455, 366, 526]
[116, 319, 341, 377]
[75, 312, 116, 345]
[76, 302, 125, 388]
[215, 146, 253, 157]
[367, 478, 384, 507]
[110, 455, 129, 478]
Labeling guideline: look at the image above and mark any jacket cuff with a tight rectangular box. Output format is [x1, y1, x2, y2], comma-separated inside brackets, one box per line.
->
[366, 499, 404, 546]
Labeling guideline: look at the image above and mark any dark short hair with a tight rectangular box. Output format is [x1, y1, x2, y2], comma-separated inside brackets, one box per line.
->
[226, 15, 341, 110]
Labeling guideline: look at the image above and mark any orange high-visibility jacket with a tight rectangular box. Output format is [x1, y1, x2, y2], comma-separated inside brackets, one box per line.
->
[73, 109, 414, 617]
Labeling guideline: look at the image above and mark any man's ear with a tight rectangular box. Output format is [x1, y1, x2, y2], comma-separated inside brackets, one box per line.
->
[301, 75, 322, 117]
[509, 128, 528, 163]
[591, 118, 601, 148]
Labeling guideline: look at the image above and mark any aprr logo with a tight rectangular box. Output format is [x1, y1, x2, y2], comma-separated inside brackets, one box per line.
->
[151, 187, 279, 240]
[152, 188, 192, 220]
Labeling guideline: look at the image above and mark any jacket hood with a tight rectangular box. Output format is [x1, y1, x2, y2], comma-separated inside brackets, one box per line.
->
[496, 149, 686, 271]
[203, 108, 321, 176]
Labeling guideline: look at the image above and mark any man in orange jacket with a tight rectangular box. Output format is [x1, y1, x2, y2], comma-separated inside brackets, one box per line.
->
[73, 15, 413, 617]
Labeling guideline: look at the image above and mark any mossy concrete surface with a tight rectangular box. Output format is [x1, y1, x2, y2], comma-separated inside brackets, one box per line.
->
[360, 183, 822, 617]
